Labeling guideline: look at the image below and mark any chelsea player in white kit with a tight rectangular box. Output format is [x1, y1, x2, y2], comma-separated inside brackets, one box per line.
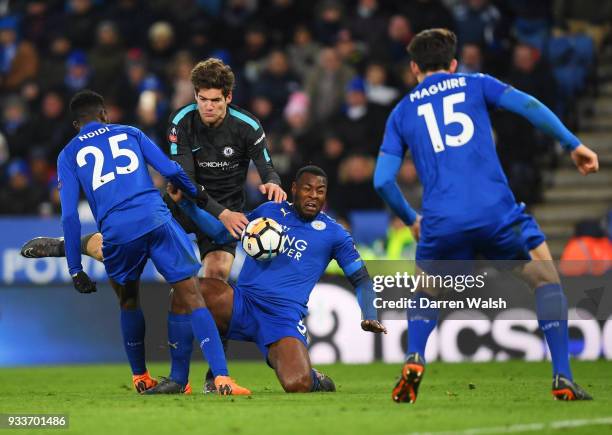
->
[373, 29, 599, 403]
[147, 166, 387, 394]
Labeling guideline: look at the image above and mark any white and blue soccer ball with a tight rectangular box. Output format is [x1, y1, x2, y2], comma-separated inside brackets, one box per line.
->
[241, 217, 284, 261]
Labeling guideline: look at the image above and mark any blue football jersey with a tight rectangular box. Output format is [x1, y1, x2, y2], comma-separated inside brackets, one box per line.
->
[238, 201, 362, 316]
[58, 122, 171, 245]
[380, 72, 521, 237]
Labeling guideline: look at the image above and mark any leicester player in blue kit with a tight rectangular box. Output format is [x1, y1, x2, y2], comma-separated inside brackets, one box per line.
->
[145, 166, 387, 394]
[373, 29, 599, 403]
[57, 90, 250, 396]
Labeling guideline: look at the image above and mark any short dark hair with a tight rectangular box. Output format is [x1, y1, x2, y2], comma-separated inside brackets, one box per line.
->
[69, 90, 105, 122]
[407, 28, 457, 73]
[191, 58, 235, 96]
[295, 165, 328, 182]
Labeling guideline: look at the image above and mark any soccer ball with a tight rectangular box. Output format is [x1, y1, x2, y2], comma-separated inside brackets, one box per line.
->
[241, 217, 284, 260]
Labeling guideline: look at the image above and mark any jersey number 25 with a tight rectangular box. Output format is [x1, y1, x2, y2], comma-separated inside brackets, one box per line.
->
[76, 134, 140, 191]
[417, 92, 474, 153]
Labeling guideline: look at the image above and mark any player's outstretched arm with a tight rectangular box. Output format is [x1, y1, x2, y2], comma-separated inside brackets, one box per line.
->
[57, 152, 97, 294]
[166, 185, 236, 244]
[374, 153, 420, 237]
[497, 89, 599, 175]
[334, 230, 387, 334]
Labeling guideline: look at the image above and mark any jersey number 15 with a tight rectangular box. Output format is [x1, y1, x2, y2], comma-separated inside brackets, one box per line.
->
[417, 92, 474, 153]
[76, 134, 140, 191]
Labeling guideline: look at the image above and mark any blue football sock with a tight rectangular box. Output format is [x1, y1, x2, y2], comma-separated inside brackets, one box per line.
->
[310, 369, 321, 392]
[120, 308, 146, 375]
[407, 291, 439, 361]
[168, 312, 193, 386]
[535, 283, 572, 380]
[191, 307, 229, 377]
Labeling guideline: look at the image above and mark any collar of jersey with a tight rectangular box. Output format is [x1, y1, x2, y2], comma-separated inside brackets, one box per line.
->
[79, 121, 106, 133]
[416, 72, 454, 89]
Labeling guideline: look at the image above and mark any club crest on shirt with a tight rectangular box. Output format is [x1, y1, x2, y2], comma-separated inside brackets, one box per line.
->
[223, 146, 234, 157]
[168, 126, 178, 143]
[311, 220, 326, 231]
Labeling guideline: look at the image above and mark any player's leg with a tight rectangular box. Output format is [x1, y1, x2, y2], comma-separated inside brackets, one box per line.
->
[101, 237, 156, 393]
[20, 232, 104, 261]
[165, 278, 234, 393]
[108, 277, 157, 393]
[518, 240, 592, 400]
[147, 219, 250, 395]
[268, 337, 335, 393]
[394, 235, 473, 404]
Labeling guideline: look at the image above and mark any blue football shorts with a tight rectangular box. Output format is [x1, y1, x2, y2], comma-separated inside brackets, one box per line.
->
[102, 218, 200, 285]
[225, 285, 308, 361]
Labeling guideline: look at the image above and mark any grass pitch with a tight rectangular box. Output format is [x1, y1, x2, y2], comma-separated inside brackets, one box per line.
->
[0, 360, 611, 435]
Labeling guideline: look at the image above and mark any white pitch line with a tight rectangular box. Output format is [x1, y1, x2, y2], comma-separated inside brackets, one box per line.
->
[403, 416, 612, 435]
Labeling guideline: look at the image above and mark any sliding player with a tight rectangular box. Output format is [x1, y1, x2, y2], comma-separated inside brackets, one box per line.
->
[58, 90, 250, 395]
[374, 29, 597, 402]
[145, 166, 387, 394]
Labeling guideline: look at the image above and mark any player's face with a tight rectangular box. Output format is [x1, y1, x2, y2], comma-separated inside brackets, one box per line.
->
[195, 88, 232, 127]
[292, 174, 327, 220]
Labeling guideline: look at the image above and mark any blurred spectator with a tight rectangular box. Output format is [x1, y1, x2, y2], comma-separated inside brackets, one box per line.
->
[364, 62, 400, 108]
[335, 28, 368, 72]
[64, 0, 100, 49]
[275, 92, 315, 188]
[170, 51, 196, 111]
[135, 89, 166, 146]
[250, 94, 279, 133]
[347, 0, 389, 56]
[0, 15, 39, 91]
[262, 0, 309, 45]
[332, 154, 384, 218]
[146, 21, 176, 82]
[0, 159, 43, 214]
[252, 50, 301, 122]
[310, 133, 345, 191]
[37, 33, 71, 90]
[453, 0, 507, 73]
[104, 0, 153, 49]
[493, 43, 556, 205]
[314, 0, 344, 45]
[397, 0, 455, 35]
[64, 50, 90, 92]
[222, 0, 258, 51]
[90, 21, 126, 98]
[29, 147, 55, 191]
[31, 89, 73, 158]
[1, 95, 33, 159]
[453, 0, 503, 47]
[305, 47, 355, 124]
[457, 43, 483, 73]
[331, 77, 388, 157]
[19, 1, 57, 52]
[237, 24, 271, 83]
[287, 25, 320, 81]
[387, 15, 413, 63]
[554, 0, 612, 51]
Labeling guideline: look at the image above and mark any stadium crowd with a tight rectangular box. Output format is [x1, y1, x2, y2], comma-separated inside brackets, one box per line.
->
[0, 0, 607, 220]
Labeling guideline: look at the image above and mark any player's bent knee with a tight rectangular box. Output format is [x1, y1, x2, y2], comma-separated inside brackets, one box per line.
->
[89, 233, 104, 261]
[280, 371, 312, 393]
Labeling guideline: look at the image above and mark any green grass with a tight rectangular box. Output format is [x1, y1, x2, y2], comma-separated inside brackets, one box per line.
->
[0, 361, 611, 435]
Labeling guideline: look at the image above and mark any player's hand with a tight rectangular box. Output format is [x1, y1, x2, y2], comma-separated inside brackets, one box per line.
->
[410, 215, 422, 241]
[571, 144, 599, 175]
[72, 271, 97, 294]
[361, 320, 387, 334]
[259, 183, 287, 203]
[219, 209, 249, 239]
[166, 183, 183, 202]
